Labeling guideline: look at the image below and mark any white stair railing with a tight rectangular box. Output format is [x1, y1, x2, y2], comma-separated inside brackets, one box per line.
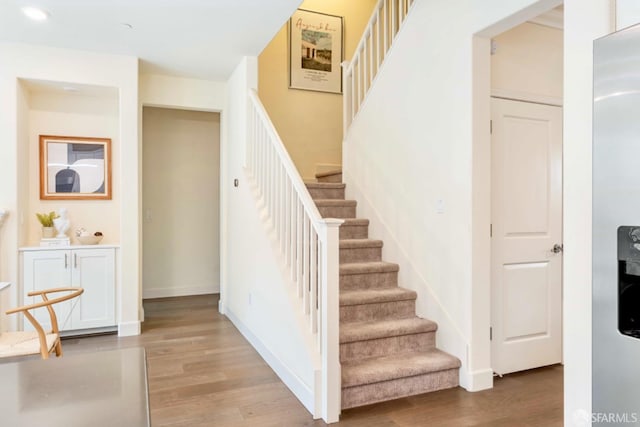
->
[343, 0, 416, 133]
[246, 89, 343, 423]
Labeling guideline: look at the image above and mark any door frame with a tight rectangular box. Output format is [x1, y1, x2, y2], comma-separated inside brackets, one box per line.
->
[140, 106, 222, 301]
[469, 0, 564, 391]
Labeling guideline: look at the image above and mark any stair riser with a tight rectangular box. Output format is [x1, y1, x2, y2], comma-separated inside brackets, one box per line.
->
[317, 173, 343, 183]
[341, 368, 459, 409]
[340, 300, 415, 323]
[340, 332, 435, 362]
[340, 271, 398, 290]
[318, 205, 356, 219]
[339, 225, 368, 239]
[308, 187, 345, 200]
[340, 247, 382, 263]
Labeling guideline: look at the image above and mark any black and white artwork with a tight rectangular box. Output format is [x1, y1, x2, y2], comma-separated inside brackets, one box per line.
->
[40, 135, 112, 200]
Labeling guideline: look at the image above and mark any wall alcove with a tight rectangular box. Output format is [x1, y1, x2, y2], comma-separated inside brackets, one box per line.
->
[18, 79, 120, 247]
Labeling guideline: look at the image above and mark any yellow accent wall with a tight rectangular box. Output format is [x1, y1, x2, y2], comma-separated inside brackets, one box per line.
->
[259, 0, 377, 180]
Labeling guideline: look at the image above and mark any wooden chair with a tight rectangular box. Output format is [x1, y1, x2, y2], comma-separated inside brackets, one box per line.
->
[0, 287, 84, 360]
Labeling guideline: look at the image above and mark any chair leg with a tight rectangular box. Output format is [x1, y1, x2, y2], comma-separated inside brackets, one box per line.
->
[54, 339, 63, 357]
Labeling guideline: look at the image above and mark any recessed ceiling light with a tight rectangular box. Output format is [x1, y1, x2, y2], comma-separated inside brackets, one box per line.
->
[22, 6, 49, 21]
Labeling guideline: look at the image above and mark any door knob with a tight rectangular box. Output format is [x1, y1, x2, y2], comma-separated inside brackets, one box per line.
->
[552, 244, 563, 253]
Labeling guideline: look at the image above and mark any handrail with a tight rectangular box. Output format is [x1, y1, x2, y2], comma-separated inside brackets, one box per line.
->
[246, 89, 343, 423]
[343, 0, 416, 133]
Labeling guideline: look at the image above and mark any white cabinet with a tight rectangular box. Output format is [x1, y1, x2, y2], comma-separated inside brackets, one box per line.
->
[21, 247, 116, 334]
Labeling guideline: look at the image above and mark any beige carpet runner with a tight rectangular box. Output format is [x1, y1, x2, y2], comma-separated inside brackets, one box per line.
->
[308, 170, 461, 409]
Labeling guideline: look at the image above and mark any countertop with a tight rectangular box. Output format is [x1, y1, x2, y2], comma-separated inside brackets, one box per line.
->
[0, 347, 150, 427]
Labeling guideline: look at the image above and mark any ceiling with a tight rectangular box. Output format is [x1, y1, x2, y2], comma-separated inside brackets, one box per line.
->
[0, 0, 302, 80]
[528, 5, 563, 29]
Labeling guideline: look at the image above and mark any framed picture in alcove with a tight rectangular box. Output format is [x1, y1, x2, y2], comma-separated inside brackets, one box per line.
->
[289, 9, 344, 94]
[39, 135, 112, 200]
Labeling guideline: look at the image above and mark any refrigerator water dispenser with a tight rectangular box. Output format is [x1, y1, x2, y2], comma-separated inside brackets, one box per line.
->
[618, 226, 640, 339]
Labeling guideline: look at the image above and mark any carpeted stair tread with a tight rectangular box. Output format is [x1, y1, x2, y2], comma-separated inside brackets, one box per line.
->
[339, 239, 383, 249]
[340, 317, 437, 344]
[340, 261, 399, 275]
[341, 218, 370, 226]
[315, 169, 342, 179]
[341, 349, 461, 388]
[340, 288, 417, 306]
[314, 199, 357, 207]
[306, 182, 346, 189]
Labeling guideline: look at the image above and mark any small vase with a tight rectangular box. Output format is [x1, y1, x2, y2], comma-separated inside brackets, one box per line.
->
[42, 227, 55, 238]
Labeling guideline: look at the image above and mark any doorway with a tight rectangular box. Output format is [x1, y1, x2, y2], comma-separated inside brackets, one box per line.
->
[142, 107, 221, 298]
[488, 15, 564, 375]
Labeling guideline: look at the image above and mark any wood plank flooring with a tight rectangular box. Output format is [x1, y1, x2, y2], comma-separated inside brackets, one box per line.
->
[62, 295, 563, 426]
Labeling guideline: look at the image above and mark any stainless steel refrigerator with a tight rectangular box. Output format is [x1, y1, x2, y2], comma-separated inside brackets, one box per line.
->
[593, 23, 640, 424]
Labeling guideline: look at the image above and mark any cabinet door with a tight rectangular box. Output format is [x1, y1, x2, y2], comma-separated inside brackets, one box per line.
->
[71, 248, 115, 329]
[22, 251, 74, 332]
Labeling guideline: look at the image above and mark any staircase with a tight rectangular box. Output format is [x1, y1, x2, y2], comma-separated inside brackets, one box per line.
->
[307, 170, 461, 409]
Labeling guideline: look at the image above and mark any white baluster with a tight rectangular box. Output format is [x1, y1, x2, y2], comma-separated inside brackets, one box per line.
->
[391, 0, 396, 39]
[376, 9, 381, 74]
[297, 199, 304, 297]
[310, 228, 318, 333]
[383, 0, 388, 53]
[369, 30, 374, 89]
[302, 215, 310, 314]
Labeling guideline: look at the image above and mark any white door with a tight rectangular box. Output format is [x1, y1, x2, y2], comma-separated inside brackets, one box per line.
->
[71, 248, 115, 330]
[491, 97, 563, 375]
[22, 250, 74, 332]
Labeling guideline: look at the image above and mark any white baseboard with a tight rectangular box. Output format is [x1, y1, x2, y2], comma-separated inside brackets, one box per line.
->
[118, 320, 141, 337]
[218, 299, 226, 315]
[225, 307, 315, 416]
[142, 285, 219, 299]
[464, 368, 494, 391]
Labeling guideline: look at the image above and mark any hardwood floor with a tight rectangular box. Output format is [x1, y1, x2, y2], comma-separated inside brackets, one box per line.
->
[62, 295, 562, 426]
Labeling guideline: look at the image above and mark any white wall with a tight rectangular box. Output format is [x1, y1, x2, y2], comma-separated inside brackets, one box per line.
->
[221, 56, 321, 416]
[26, 89, 120, 246]
[140, 74, 226, 112]
[0, 43, 140, 336]
[342, 0, 563, 392]
[142, 107, 221, 298]
[564, 1, 612, 425]
[616, 0, 640, 28]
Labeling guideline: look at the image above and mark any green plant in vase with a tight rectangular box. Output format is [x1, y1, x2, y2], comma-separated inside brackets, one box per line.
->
[36, 211, 58, 238]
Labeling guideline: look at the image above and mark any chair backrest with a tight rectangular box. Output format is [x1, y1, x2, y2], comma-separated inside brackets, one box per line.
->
[4, 287, 84, 359]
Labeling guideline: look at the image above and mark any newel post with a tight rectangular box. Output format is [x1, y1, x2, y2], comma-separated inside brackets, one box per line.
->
[318, 218, 343, 423]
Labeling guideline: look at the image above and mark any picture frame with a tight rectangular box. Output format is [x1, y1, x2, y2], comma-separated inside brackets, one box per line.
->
[289, 9, 344, 94]
[39, 135, 112, 200]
